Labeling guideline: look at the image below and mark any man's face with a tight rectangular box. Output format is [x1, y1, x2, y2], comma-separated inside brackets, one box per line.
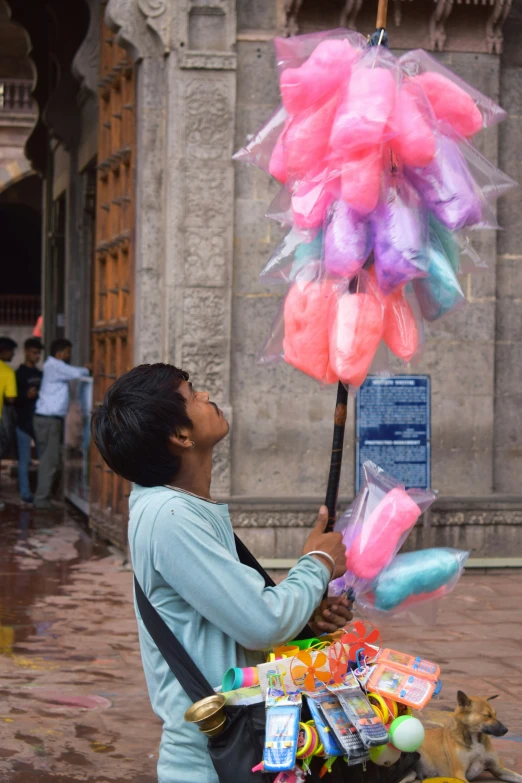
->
[56, 347, 72, 363]
[25, 347, 41, 366]
[178, 379, 229, 449]
[0, 349, 14, 362]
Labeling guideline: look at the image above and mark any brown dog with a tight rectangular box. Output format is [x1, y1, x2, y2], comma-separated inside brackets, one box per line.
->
[416, 691, 522, 783]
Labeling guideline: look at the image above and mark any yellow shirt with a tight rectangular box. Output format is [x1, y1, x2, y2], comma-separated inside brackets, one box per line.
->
[0, 360, 17, 418]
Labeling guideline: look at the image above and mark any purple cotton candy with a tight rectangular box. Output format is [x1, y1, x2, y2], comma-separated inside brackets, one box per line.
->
[324, 200, 372, 278]
[405, 134, 483, 230]
[371, 176, 429, 295]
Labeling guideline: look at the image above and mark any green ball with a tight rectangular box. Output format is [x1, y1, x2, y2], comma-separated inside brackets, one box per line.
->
[389, 716, 425, 753]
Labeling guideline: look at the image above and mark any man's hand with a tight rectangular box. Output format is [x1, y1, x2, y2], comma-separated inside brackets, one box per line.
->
[309, 595, 353, 635]
[27, 387, 38, 400]
[302, 506, 347, 579]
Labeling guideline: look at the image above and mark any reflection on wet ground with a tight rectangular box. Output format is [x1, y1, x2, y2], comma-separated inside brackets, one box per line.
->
[1, 487, 521, 781]
[0, 494, 159, 782]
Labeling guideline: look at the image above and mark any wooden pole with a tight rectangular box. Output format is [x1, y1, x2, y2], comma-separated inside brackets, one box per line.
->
[324, 382, 349, 532]
[376, 0, 388, 29]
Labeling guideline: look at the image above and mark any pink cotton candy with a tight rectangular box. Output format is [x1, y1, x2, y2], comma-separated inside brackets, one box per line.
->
[345, 488, 422, 580]
[328, 290, 384, 388]
[283, 280, 338, 383]
[280, 38, 359, 115]
[284, 91, 339, 179]
[389, 85, 436, 167]
[331, 68, 396, 153]
[370, 268, 419, 361]
[292, 176, 333, 229]
[413, 72, 483, 138]
[341, 147, 383, 215]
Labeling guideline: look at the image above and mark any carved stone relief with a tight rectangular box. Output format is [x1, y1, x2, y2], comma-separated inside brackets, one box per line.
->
[105, 0, 171, 59]
[72, 0, 101, 99]
[185, 76, 232, 160]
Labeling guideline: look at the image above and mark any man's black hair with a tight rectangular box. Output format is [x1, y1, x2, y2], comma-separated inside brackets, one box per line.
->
[24, 337, 43, 351]
[91, 363, 192, 487]
[0, 337, 17, 352]
[50, 338, 72, 357]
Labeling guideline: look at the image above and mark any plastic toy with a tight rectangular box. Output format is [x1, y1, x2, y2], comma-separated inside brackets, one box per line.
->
[291, 650, 332, 692]
[306, 695, 345, 757]
[328, 677, 390, 748]
[369, 743, 402, 766]
[341, 620, 381, 661]
[222, 666, 259, 692]
[320, 695, 369, 763]
[328, 640, 349, 684]
[375, 649, 440, 682]
[388, 715, 425, 752]
[368, 663, 436, 710]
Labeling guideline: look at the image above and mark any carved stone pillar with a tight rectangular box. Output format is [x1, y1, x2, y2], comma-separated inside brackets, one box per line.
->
[106, 0, 236, 496]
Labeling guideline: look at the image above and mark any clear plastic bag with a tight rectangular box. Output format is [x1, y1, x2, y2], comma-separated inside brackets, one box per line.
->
[357, 548, 469, 614]
[368, 267, 420, 362]
[371, 173, 430, 295]
[274, 29, 366, 76]
[404, 131, 498, 231]
[259, 228, 322, 284]
[283, 91, 340, 180]
[279, 36, 362, 115]
[323, 200, 372, 279]
[328, 271, 385, 388]
[330, 47, 400, 156]
[399, 49, 506, 134]
[341, 145, 384, 215]
[278, 265, 343, 384]
[233, 105, 288, 175]
[330, 461, 436, 597]
[389, 77, 436, 168]
[413, 227, 466, 322]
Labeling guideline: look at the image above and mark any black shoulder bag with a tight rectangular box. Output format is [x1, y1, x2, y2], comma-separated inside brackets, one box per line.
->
[135, 535, 419, 783]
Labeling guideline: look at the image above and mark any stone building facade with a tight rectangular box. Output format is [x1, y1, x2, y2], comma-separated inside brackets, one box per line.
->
[3, 0, 522, 557]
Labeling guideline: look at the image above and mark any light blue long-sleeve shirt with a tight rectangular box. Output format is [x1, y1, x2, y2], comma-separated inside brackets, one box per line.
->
[128, 485, 330, 783]
[35, 356, 89, 417]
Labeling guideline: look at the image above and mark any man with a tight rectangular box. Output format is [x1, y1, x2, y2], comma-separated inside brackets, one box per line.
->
[92, 363, 352, 783]
[0, 337, 18, 511]
[34, 338, 90, 510]
[15, 338, 43, 506]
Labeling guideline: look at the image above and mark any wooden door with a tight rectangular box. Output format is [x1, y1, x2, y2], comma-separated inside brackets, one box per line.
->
[89, 10, 135, 548]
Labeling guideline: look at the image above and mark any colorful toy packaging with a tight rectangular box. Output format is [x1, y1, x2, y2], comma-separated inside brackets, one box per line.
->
[235, 30, 516, 388]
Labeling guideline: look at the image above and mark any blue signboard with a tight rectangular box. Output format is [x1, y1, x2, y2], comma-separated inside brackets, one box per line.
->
[356, 375, 431, 490]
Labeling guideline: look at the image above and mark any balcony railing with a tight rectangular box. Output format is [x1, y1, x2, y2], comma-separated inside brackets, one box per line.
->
[0, 79, 34, 113]
[0, 295, 40, 326]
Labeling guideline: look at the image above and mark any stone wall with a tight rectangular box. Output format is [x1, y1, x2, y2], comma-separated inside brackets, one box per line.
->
[104, 0, 522, 558]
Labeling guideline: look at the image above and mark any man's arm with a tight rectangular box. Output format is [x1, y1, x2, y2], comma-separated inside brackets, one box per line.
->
[151, 501, 333, 651]
[5, 370, 17, 403]
[53, 362, 90, 381]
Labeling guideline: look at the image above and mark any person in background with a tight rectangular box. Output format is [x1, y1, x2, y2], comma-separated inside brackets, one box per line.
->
[33, 338, 90, 510]
[0, 337, 18, 511]
[15, 338, 43, 507]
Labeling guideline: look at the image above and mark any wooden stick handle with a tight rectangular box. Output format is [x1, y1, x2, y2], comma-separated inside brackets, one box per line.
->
[324, 382, 349, 532]
[376, 0, 388, 29]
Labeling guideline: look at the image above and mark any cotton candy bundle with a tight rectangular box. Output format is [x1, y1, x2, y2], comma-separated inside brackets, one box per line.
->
[233, 29, 514, 386]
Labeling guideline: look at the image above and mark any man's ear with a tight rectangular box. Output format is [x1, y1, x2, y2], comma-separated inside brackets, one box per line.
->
[168, 429, 193, 451]
[457, 691, 472, 709]
[487, 695, 499, 702]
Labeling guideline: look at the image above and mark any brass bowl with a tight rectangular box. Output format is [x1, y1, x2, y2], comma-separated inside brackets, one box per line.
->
[184, 694, 227, 737]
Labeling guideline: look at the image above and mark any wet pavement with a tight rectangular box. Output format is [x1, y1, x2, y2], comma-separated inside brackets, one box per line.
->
[0, 485, 521, 782]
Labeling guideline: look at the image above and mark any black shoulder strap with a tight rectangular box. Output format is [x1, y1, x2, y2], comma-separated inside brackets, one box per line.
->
[134, 534, 316, 702]
[134, 575, 214, 703]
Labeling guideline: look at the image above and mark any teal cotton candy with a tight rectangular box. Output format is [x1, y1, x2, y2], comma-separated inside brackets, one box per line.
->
[429, 217, 460, 273]
[372, 548, 462, 611]
[413, 230, 465, 321]
[290, 231, 323, 278]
